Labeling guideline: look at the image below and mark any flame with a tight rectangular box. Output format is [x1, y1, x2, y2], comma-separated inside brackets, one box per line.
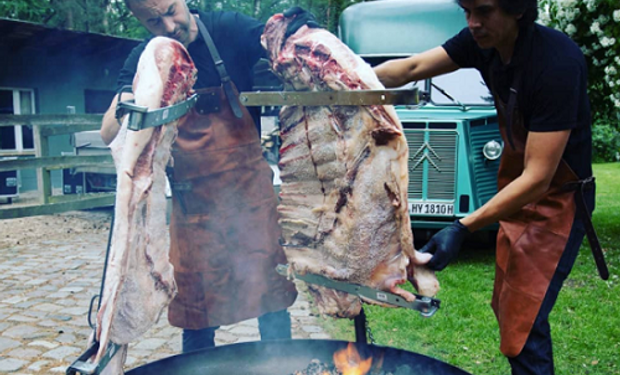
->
[333, 343, 373, 375]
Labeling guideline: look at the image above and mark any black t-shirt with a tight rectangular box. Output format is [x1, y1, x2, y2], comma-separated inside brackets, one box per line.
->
[442, 24, 593, 180]
[117, 10, 265, 133]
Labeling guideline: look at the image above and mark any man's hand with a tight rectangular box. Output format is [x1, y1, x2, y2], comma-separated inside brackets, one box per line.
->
[283, 6, 320, 38]
[419, 220, 470, 271]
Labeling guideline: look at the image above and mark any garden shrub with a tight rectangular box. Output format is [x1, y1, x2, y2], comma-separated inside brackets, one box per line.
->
[591, 117, 620, 163]
[540, 0, 620, 162]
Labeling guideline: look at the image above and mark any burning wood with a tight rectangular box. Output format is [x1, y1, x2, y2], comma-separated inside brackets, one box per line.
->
[290, 344, 413, 375]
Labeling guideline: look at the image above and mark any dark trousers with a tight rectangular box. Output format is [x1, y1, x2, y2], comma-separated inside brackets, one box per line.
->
[182, 309, 292, 353]
[508, 216, 587, 374]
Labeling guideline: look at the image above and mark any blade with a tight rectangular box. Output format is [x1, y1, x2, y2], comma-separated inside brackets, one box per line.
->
[239, 89, 419, 106]
[276, 264, 440, 317]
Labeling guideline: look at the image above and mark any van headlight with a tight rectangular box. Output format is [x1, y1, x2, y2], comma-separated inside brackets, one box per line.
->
[483, 140, 503, 161]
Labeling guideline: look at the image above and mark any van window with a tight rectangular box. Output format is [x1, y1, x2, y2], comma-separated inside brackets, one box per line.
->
[431, 69, 493, 106]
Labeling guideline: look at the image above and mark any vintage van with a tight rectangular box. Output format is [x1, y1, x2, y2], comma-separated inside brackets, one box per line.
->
[339, 0, 503, 232]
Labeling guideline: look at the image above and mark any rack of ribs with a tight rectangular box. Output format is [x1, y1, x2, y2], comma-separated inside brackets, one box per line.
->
[261, 15, 439, 318]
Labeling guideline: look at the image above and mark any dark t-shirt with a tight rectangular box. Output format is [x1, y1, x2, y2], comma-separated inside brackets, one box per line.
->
[442, 24, 593, 180]
[117, 10, 265, 133]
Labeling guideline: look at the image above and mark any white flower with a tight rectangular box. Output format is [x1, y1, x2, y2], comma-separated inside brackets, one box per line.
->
[615, 99, 620, 109]
[600, 37, 617, 48]
[565, 23, 577, 35]
[590, 22, 601, 35]
[539, 11, 551, 25]
[586, 0, 597, 12]
[610, 81, 616, 88]
[593, 57, 600, 66]
[614, 10, 620, 22]
[596, 15, 609, 25]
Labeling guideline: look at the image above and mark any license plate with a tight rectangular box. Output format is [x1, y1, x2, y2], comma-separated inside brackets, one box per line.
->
[409, 202, 454, 216]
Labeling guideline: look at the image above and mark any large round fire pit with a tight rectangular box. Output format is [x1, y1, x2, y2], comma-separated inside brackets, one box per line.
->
[125, 339, 471, 375]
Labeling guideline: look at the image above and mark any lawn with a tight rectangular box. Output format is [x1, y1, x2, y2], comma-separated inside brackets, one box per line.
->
[318, 162, 620, 375]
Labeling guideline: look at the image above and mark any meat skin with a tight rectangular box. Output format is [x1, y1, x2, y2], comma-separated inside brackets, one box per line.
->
[93, 37, 196, 370]
[262, 15, 439, 318]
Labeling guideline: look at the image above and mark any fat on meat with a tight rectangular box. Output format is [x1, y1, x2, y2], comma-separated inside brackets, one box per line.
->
[262, 15, 439, 318]
[93, 37, 196, 369]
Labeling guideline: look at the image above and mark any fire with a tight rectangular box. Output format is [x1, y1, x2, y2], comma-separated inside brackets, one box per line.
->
[333, 343, 373, 375]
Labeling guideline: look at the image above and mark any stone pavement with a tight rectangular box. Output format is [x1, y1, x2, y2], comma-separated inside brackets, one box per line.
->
[0, 210, 331, 374]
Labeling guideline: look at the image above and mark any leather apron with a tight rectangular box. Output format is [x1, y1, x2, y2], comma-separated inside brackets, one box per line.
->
[490, 73, 579, 357]
[167, 20, 297, 330]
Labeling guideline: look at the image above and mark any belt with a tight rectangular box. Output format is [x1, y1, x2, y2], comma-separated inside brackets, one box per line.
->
[562, 177, 609, 280]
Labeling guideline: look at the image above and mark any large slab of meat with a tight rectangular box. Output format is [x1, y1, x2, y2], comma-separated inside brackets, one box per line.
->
[262, 15, 439, 318]
[94, 37, 196, 369]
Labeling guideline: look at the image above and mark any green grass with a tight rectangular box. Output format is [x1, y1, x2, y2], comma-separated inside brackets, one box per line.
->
[318, 163, 620, 375]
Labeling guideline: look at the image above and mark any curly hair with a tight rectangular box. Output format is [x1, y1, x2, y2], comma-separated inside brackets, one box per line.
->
[457, 0, 538, 27]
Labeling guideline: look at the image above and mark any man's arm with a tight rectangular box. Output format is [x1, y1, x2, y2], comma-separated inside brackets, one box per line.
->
[374, 47, 459, 88]
[100, 92, 134, 146]
[419, 129, 571, 270]
[461, 129, 571, 232]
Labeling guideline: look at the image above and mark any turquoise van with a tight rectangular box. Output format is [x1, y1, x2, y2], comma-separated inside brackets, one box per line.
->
[339, 0, 502, 231]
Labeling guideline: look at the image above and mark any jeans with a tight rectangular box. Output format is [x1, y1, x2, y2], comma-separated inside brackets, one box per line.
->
[182, 309, 292, 353]
[508, 216, 587, 375]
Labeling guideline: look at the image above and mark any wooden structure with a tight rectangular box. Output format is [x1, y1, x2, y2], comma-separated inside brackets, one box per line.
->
[0, 114, 115, 220]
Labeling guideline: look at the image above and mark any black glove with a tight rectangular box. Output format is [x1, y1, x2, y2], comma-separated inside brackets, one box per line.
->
[419, 220, 470, 271]
[283, 6, 320, 38]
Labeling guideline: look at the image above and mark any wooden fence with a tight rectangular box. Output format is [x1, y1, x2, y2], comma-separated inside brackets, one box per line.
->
[0, 114, 115, 220]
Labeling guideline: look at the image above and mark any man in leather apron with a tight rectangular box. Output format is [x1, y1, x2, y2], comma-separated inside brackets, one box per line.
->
[100, 0, 318, 353]
[374, 0, 607, 373]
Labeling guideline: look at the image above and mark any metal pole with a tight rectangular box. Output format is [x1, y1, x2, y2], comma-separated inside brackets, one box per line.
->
[354, 307, 367, 344]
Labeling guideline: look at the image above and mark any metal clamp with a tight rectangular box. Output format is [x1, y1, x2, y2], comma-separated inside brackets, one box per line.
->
[66, 341, 121, 375]
[276, 264, 440, 317]
[115, 94, 199, 132]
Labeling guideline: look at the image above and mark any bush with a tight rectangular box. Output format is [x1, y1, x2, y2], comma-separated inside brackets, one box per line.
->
[539, 0, 620, 121]
[592, 117, 620, 163]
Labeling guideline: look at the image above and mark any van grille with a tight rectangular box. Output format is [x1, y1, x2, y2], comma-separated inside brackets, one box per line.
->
[469, 123, 500, 206]
[404, 126, 457, 201]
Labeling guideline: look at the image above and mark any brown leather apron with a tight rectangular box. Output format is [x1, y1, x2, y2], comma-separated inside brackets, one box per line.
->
[167, 19, 297, 330]
[490, 72, 579, 357]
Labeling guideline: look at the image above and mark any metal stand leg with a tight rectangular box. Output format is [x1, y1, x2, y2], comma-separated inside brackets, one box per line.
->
[354, 308, 367, 344]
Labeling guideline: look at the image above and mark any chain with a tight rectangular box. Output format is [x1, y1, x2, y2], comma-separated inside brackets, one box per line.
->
[364, 307, 376, 345]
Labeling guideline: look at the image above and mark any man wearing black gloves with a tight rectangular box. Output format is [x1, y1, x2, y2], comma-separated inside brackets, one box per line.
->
[375, 0, 602, 373]
[100, 0, 319, 353]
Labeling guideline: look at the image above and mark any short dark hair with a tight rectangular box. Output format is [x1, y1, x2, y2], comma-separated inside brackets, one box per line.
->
[457, 0, 538, 27]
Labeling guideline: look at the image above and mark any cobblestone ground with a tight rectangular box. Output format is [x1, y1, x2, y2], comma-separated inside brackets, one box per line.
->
[0, 209, 331, 374]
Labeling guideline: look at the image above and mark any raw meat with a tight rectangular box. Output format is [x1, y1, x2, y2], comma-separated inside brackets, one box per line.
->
[262, 15, 439, 317]
[94, 36, 196, 367]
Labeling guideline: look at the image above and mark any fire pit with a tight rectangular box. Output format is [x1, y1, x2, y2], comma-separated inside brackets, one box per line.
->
[125, 339, 471, 375]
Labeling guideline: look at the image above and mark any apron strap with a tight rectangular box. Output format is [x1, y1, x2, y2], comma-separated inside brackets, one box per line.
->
[504, 69, 521, 150]
[194, 16, 244, 118]
[562, 177, 609, 280]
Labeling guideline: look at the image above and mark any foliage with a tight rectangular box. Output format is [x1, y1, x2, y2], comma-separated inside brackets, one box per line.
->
[592, 116, 620, 163]
[0, 0, 363, 38]
[319, 165, 620, 375]
[187, 0, 362, 33]
[539, 0, 620, 122]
